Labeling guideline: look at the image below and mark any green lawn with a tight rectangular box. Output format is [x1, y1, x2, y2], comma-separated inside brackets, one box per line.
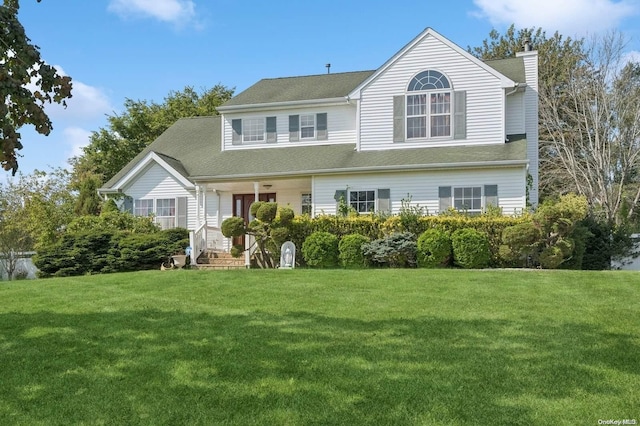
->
[0, 269, 638, 425]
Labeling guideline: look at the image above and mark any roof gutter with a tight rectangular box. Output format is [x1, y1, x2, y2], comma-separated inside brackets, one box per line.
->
[506, 82, 527, 96]
[217, 97, 349, 113]
[190, 159, 529, 181]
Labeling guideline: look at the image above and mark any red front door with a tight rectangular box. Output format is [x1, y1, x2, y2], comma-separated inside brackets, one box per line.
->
[232, 193, 276, 248]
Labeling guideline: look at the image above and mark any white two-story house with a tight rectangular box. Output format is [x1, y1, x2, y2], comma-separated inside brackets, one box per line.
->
[98, 28, 539, 264]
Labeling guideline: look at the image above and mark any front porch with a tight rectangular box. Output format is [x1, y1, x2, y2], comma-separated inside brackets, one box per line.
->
[188, 177, 311, 265]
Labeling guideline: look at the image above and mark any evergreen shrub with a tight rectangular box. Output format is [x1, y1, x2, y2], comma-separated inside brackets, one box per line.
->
[416, 228, 452, 268]
[362, 232, 417, 268]
[301, 231, 339, 268]
[451, 228, 490, 269]
[338, 234, 370, 268]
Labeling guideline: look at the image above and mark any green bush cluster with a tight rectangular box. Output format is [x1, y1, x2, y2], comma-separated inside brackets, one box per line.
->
[34, 228, 189, 277]
[301, 231, 339, 268]
[417, 228, 452, 268]
[451, 228, 491, 269]
[223, 194, 598, 270]
[362, 232, 417, 268]
[338, 234, 370, 268]
[500, 194, 589, 269]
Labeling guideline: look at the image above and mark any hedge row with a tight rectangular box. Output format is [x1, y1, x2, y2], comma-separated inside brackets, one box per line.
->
[289, 214, 528, 267]
[34, 228, 189, 277]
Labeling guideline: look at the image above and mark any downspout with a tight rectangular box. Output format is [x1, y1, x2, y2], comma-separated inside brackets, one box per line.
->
[505, 82, 521, 97]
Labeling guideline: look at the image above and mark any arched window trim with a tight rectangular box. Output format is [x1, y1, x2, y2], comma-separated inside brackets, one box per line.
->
[405, 69, 453, 139]
[407, 70, 451, 91]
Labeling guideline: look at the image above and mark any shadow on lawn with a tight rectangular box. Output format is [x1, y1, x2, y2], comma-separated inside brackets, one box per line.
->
[0, 309, 637, 425]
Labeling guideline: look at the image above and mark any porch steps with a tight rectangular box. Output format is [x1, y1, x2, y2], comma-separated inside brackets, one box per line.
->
[194, 250, 246, 270]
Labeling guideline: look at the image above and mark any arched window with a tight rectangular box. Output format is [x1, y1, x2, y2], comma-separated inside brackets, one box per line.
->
[406, 70, 452, 139]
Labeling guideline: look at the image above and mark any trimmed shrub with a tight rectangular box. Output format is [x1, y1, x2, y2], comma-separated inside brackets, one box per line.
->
[221, 216, 246, 238]
[250, 201, 265, 217]
[230, 244, 244, 258]
[362, 232, 417, 268]
[500, 222, 541, 267]
[277, 206, 295, 226]
[338, 234, 370, 268]
[302, 231, 339, 268]
[451, 228, 490, 269]
[256, 202, 278, 223]
[417, 228, 452, 268]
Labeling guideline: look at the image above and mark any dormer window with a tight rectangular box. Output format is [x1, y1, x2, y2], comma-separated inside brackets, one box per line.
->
[406, 70, 451, 139]
[243, 118, 265, 142]
[300, 114, 315, 139]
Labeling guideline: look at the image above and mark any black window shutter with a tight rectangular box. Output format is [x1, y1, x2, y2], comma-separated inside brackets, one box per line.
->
[232, 119, 242, 145]
[484, 185, 498, 207]
[454, 91, 466, 140]
[334, 189, 347, 215]
[439, 186, 452, 213]
[393, 96, 405, 142]
[266, 116, 277, 143]
[316, 113, 328, 140]
[123, 196, 133, 213]
[377, 188, 391, 213]
[289, 115, 300, 142]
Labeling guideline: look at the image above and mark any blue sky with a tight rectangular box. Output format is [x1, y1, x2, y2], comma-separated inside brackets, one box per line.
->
[13, 0, 640, 176]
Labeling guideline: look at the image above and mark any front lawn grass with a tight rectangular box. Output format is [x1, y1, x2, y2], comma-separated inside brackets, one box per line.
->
[0, 269, 638, 425]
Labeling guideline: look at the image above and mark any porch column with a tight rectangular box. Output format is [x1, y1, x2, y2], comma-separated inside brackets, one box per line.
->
[253, 181, 259, 204]
[195, 185, 201, 228]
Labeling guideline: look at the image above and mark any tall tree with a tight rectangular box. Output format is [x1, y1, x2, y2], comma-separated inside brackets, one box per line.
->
[470, 25, 586, 199]
[1, 168, 75, 248]
[0, 180, 32, 280]
[71, 85, 233, 187]
[0, 0, 72, 175]
[540, 32, 640, 225]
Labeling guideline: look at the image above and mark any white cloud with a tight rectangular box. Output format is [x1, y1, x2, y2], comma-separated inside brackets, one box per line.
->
[622, 50, 640, 64]
[63, 127, 92, 159]
[25, 65, 112, 122]
[108, 0, 196, 25]
[472, 0, 638, 36]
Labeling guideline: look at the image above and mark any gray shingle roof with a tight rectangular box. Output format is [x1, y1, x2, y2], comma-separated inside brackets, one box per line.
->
[485, 57, 526, 83]
[221, 70, 375, 107]
[101, 116, 527, 190]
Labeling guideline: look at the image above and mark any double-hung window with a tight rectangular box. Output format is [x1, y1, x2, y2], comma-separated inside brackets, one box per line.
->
[134, 199, 154, 217]
[301, 193, 312, 215]
[349, 190, 376, 214]
[231, 117, 277, 145]
[300, 115, 315, 139]
[406, 70, 451, 139]
[439, 185, 498, 214]
[453, 187, 482, 212]
[133, 197, 180, 229]
[155, 198, 176, 229]
[243, 118, 265, 142]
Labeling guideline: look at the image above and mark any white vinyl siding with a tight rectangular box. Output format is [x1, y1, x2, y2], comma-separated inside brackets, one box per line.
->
[123, 162, 196, 229]
[359, 34, 505, 150]
[505, 91, 525, 135]
[222, 104, 356, 150]
[313, 168, 526, 216]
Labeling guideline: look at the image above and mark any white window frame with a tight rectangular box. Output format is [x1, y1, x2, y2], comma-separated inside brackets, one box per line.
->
[134, 199, 154, 217]
[300, 114, 315, 139]
[406, 90, 451, 139]
[243, 118, 265, 143]
[349, 190, 376, 214]
[133, 198, 177, 229]
[301, 193, 312, 215]
[453, 187, 482, 213]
